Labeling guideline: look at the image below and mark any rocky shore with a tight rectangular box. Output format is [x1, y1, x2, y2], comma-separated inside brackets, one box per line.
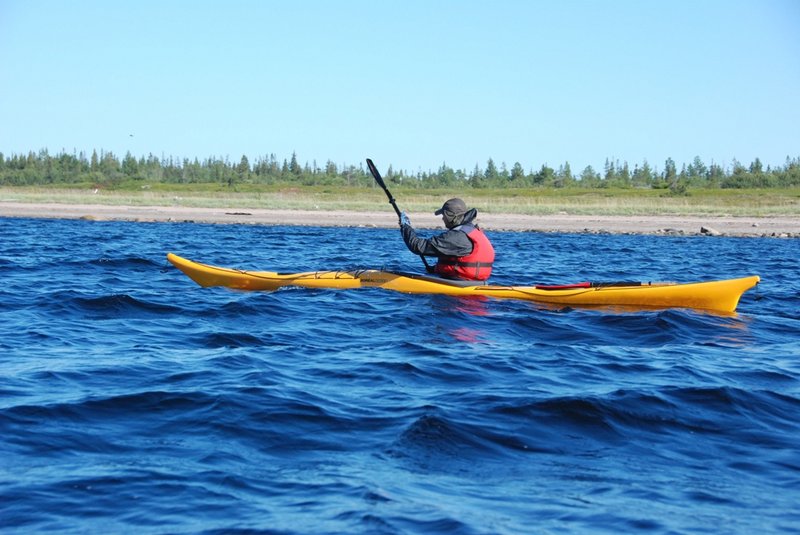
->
[1, 201, 798, 238]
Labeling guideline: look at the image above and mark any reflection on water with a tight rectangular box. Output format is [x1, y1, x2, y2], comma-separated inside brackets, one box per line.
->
[449, 327, 488, 344]
[452, 295, 490, 316]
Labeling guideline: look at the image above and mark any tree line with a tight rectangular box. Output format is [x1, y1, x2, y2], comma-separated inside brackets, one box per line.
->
[1, 149, 799, 191]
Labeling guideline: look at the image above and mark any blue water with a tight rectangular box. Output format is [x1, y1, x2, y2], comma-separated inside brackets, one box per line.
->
[1, 217, 799, 534]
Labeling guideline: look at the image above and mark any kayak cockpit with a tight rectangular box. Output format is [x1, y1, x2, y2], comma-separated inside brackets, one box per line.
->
[385, 271, 489, 287]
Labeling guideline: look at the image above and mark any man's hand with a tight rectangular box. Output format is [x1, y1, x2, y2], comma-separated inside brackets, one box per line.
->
[400, 211, 411, 227]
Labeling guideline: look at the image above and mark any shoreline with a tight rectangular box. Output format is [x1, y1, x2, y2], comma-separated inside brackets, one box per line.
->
[1, 201, 798, 238]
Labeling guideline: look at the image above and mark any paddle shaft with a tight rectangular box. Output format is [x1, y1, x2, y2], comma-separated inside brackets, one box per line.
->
[366, 158, 431, 271]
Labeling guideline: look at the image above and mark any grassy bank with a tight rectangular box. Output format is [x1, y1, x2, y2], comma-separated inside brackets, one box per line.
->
[1, 184, 799, 217]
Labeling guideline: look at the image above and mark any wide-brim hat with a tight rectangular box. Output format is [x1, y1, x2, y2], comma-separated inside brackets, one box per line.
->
[434, 198, 467, 217]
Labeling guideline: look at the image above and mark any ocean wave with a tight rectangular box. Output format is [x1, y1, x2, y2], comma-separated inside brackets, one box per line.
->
[89, 256, 163, 268]
[3, 219, 800, 534]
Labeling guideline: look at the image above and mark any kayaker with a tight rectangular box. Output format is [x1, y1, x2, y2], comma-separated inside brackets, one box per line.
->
[400, 198, 495, 281]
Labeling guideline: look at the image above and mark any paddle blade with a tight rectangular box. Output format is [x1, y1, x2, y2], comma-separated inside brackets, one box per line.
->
[366, 158, 387, 189]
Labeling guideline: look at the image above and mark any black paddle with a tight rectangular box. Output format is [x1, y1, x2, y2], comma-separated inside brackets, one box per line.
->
[366, 158, 431, 271]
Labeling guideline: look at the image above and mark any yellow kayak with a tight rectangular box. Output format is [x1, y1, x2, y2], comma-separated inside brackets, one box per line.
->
[166, 253, 760, 313]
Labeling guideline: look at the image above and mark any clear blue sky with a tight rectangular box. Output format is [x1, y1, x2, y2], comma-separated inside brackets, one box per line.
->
[1, 0, 798, 174]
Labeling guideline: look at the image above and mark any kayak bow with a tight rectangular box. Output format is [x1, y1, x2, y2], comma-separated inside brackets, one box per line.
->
[166, 253, 760, 313]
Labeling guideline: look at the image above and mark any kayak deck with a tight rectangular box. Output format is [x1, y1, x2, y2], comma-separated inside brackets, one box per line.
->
[166, 253, 760, 313]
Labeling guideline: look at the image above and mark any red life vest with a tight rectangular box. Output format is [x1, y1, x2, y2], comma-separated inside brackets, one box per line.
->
[434, 225, 495, 281]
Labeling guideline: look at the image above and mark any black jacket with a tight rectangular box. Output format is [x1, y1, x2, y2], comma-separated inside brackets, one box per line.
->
[400, 209, 478, 258]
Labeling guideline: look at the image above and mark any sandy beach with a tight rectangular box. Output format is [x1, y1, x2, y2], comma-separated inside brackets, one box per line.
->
[1, 201, 798, 238]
